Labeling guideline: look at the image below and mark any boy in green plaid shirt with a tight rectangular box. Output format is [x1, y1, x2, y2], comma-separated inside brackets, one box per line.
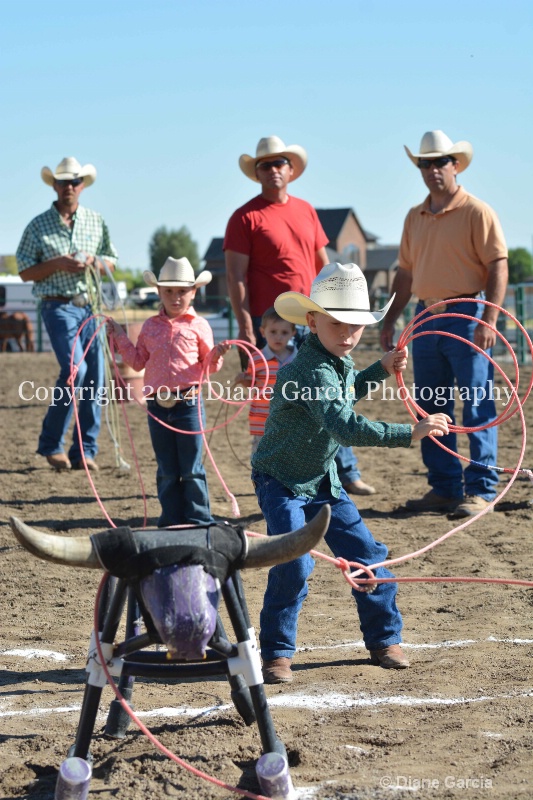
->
[252, 262, 450, 683]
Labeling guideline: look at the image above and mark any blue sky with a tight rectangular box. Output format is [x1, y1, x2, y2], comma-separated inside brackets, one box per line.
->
[1, 0, 532, 272]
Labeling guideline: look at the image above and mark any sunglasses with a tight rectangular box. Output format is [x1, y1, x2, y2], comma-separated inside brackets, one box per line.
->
[257, 158, 290, 171]
[417, 156, 456, 169]
[56, 178, 84, 187]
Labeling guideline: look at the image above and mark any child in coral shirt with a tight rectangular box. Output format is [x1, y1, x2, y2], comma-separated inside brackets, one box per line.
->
[108, 257, 229, 526]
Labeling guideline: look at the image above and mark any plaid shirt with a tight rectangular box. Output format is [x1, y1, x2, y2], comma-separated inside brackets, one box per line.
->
[16, 203, 118, 299]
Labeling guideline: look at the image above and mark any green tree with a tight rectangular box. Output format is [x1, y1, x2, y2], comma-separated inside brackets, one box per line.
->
[148, 226, 200, 276]
[508, 248, 533, 284]
[0, 255, 18, 275]
[108, 266, 142, 292]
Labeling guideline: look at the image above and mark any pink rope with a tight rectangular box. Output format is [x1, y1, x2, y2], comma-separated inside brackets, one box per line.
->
[73, 312, 533, 591]
[342, 299, 533, 589]
[80, 310, 533, 797]
[67, 315, 152, 528]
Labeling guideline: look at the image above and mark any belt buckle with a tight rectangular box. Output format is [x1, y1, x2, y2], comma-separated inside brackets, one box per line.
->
[155, 395, 178, 409]
[424, 298, 447, 314]
[72, 292, 89, 307]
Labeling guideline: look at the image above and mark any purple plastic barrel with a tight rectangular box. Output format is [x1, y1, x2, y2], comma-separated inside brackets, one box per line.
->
[255, 752, 295, 799]
[54, 757, 92, 800]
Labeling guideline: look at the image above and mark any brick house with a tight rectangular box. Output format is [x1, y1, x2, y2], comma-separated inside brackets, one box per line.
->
[202, 208, 398, 309]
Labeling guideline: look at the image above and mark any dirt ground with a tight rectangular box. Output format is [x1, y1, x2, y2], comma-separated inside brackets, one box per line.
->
[1, 342, 532, 800]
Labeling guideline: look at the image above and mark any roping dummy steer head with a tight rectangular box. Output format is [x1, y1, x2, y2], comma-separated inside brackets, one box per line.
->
[10, 510, 331, 785]
[10, 508, 330, 660]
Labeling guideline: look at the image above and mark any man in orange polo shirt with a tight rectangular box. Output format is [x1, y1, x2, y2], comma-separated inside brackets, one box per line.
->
[380, 131, 508, 518]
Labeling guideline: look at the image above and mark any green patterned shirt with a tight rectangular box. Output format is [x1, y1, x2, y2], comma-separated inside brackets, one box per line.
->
[16, 203, 118, 298]
[252, 332, 413, 498]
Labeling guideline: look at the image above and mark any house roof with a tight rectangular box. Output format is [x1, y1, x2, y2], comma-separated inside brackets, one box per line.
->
[203, 237, 225, 262]
[315, 208, 378, 246]
[365, 246, 399, 272]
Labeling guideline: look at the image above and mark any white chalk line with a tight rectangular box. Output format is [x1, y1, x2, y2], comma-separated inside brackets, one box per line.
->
[297, 636, 533, 653]
[0, 648, 69, 661]
[1, 689, 532, 720]
[1, 637, 531, 666]
[0, 703, 82, 718]
[1, 637, 531, 720]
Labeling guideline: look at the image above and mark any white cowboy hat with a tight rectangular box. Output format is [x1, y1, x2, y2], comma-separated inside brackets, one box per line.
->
[404, 130, 473, 174]
[275, 262, 395, 326]
[239, 136, 307, 182]
[41, 157, 97, 187]
[143, 257, 212, 288]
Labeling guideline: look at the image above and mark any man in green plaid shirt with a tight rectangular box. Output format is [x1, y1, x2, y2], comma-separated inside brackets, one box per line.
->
[16, 157, 118, 471]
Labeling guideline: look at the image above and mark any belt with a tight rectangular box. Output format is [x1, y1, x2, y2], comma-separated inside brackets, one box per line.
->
[148, 386, 199, 408]
[41, 295, 72, 303]
[420, 293, 479, 313]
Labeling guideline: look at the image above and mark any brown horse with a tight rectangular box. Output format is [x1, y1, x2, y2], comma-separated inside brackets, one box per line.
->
[0, 311, 35, 352]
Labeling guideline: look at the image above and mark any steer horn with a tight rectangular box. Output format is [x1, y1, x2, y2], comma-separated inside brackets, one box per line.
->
[10, 517, 100, 568]
[242, 504, 330, 569]
[9, 505, 330, 570]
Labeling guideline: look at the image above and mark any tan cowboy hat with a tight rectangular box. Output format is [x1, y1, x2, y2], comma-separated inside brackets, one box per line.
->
[41, 157, 97, 187]
[404, 130, 473, 174]
[143, 257, 212, 288]
[275, 262, 395, 326]
[239, 136, 307, 182]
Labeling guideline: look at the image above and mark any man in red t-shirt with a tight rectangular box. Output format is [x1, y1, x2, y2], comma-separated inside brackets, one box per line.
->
[224, 135, 376, 497]
[224, 135, 328, 349]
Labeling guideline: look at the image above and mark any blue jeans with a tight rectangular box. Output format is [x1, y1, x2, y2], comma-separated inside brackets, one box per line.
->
[38, 300, 103, 462]
[252, 471, 403, 659]
[412, 300, 498, 500]
[147, 397, 213, 527]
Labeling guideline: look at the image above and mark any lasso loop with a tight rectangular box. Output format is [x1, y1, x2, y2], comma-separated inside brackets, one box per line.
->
[71, 305, 532, 589]
[70, 303, 533, 798]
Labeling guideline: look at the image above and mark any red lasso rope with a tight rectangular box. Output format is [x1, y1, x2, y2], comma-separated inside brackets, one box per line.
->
[337, 298, 533, 591]
[80, 306, 533, 797]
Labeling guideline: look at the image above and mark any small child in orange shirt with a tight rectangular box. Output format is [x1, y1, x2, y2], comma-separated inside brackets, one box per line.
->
[235, 308, 297, 455]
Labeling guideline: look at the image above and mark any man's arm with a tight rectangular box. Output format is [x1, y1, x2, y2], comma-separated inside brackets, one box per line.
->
[379, 267, 413, 351]
[315, 246, 329, 272]
[19, 255, 86, 283]
[474, 257, 508, 350]
[225, 249, 255, 344]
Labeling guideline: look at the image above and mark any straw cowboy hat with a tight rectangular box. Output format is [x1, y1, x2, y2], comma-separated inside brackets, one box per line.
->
[275, 262, 395, 326]
[143, 257, 212, 288]
[404, 130, 473, 174]
[239, 136, 308, 182]
[41, 157, 97, 187]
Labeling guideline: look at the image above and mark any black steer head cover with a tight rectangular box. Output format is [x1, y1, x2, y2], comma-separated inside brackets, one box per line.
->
[90, 522, 248, 583]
